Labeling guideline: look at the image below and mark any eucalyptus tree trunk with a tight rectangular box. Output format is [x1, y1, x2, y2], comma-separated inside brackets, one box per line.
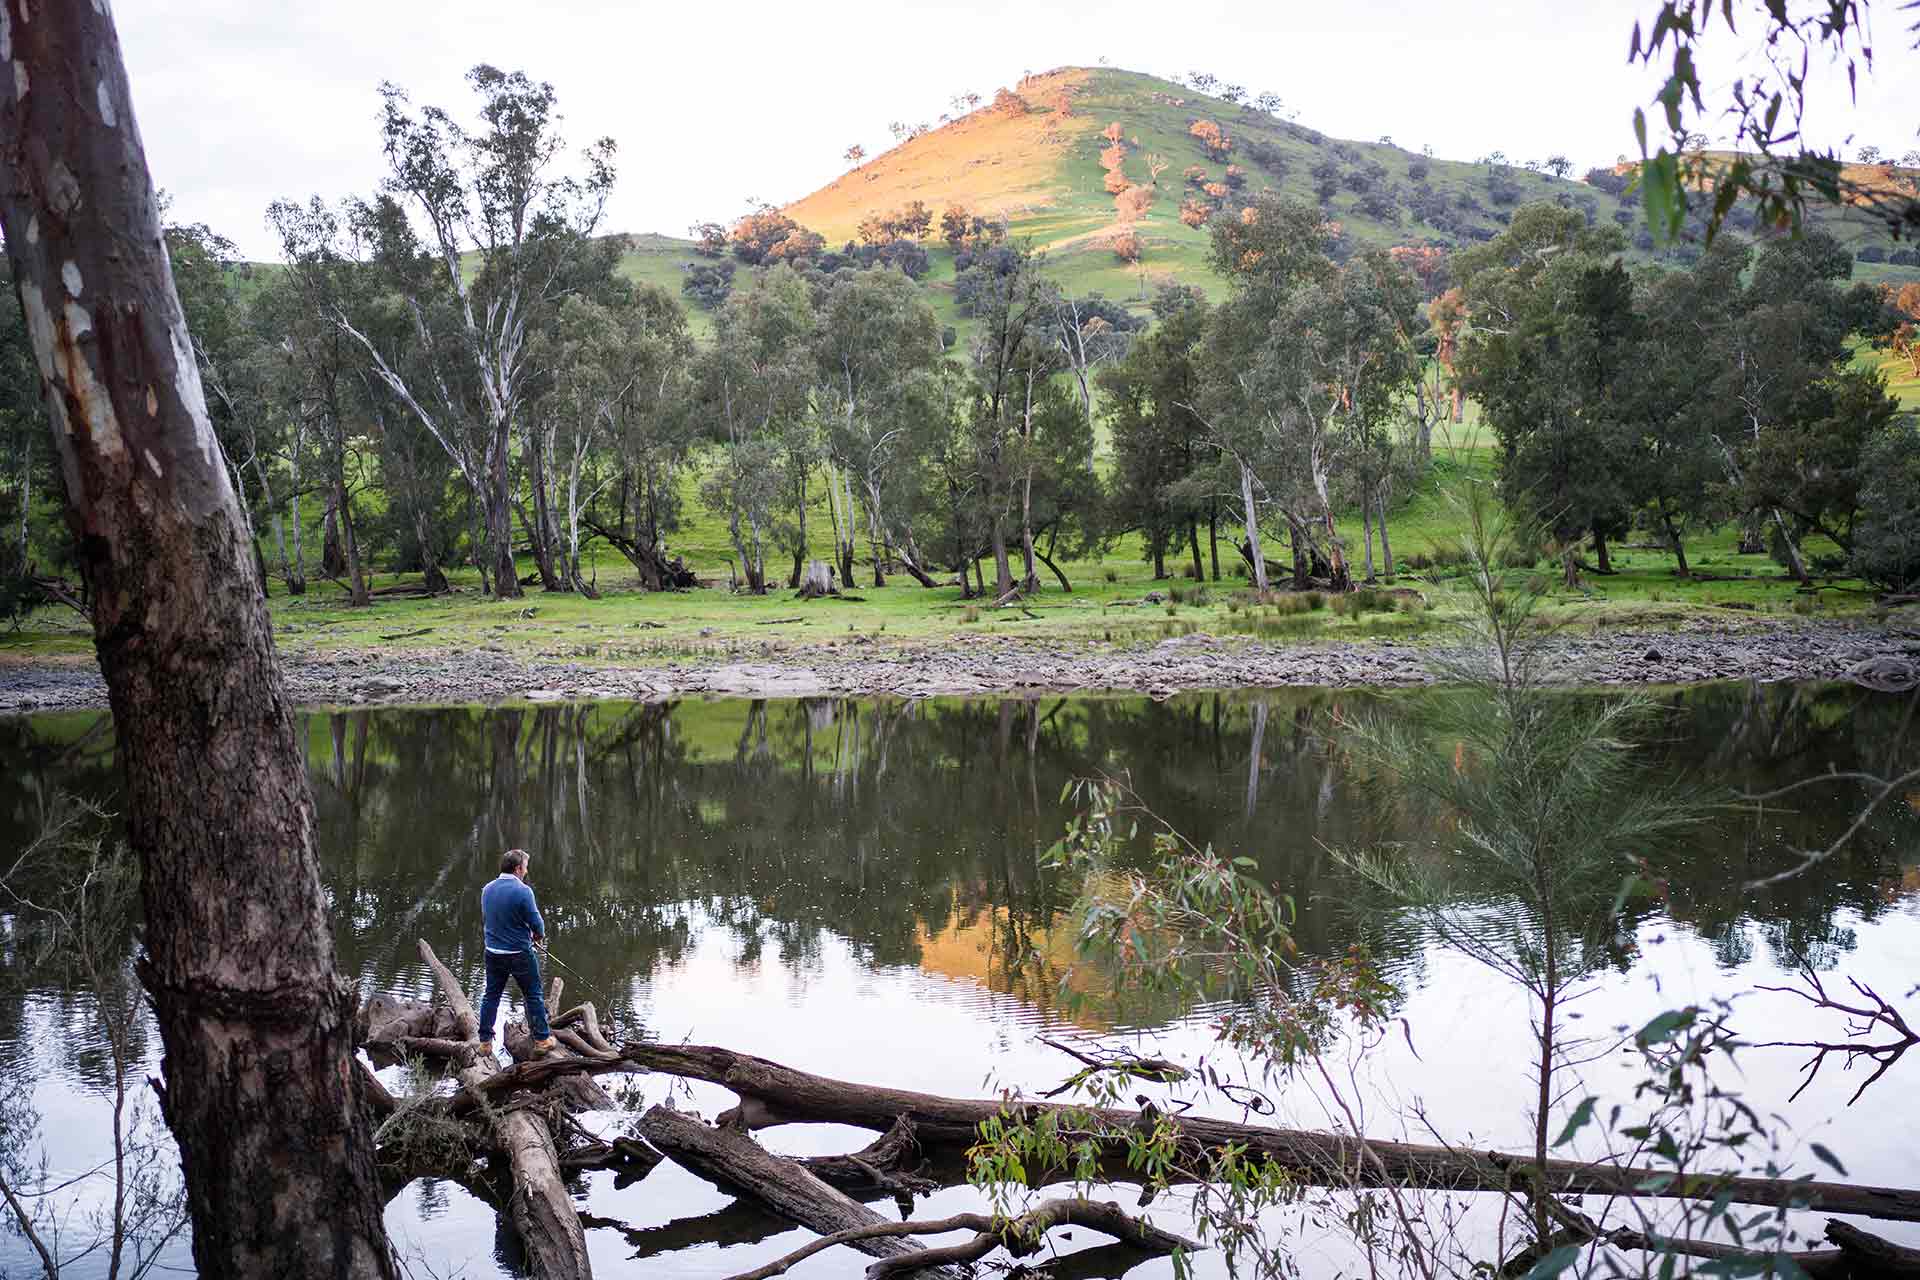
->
[1360, 494, 1376, 581]
[1377, 490, 1396, 578]
[16, 438, 28, 570]
[525, 420, 563, 592]
[252, 454, 299, 594]
[0, 7, 397, 1276]
[335, 470, 368, 606]
[861, 472, 935, 587]
[1238, 459, 1268, 592]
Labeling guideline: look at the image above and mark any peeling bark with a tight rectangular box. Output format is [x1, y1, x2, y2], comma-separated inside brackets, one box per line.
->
[0, 7, 396, 1275]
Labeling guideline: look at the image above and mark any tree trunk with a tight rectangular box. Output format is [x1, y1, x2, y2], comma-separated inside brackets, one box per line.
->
[639, 1107, 968, 1280]
[1187, 522, 1204, 582]
[1360, 492, 1376, 581]
[338, 473, 369, 607]
[16, 436, 28, 571]
[1151, 538, 1166, 580]
[1771, 507, 1811, 585]
[1019, 470, 1039, 594]
[1288, 517, 1310, 590]
[525, 427, 564, 592]
[1033, 547, 1073, 593]
[0, 11, 398, 1275]
[487, 432, 521, 599]
[1238, 460, 1267, 592]
[991, 516, 1014, 598]
[322, 494, 346, 578]
[1209, 506, 1220, 582]
[254, 455, 298, 595]
[412, 504, 448, 594]
[1376, 490, 1395, 579]
[1661, 508, 1690, 577]
[1591, 529, 1612, 575]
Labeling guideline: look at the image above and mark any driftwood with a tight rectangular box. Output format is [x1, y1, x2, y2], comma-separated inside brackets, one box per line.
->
[615, 1043, 1920, 1224]
[560, 1135, 663, 1182]
[419, 942, 591, 1280]
[795, 1116, 935, 1198]
[638, 1105, 968, 1280]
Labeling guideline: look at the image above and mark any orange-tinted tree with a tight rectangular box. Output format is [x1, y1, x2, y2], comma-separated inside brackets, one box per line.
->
[1189, 119, 1233, 161]
[1116, 186, 1157, 220]
[1179, 198, 1212, 228]
[1389, 244, 1451, 298]
[732, 207, 823, 265]
[1889, 282, 1920, 376]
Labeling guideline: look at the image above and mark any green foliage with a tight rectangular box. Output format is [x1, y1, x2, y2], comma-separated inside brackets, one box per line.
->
[1337, 481, 1713, 1243]
[1851, 418, 1920, 592]
[956, 776, 1394, 1275]
[1627, 1, 1918, 244]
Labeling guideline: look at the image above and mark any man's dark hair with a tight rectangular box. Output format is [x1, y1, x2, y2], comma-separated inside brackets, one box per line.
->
[500, 848, 530, 875]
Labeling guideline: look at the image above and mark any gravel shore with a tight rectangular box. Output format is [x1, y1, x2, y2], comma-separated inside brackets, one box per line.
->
[4, 619, 1916, 715]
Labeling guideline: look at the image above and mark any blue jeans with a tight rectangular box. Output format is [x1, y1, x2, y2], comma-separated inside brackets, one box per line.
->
[478, 947, 551, 1042]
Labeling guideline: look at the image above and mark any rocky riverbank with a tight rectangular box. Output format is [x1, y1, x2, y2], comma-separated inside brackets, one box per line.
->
[3, 619, 1916, 715]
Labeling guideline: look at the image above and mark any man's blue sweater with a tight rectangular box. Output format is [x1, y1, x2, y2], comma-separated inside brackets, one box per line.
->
[481, 874, 545, 952]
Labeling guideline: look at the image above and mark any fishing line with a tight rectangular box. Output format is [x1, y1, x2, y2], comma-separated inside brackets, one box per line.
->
[538, 943, 622, 1021]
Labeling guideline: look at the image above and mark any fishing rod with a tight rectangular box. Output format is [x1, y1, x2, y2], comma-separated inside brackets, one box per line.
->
[537, 942, 621, 1018]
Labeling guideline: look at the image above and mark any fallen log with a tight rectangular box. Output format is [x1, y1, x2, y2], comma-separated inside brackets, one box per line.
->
[617, 1042, 1920, 1224]
[638, 1105, 968, 1280]
[420, 941, 591, 1280]
[719, 1198, 1204, 1280]
[1515, 1193, 1920, 1279]
[364, 991, 456, 1047]
[795, 1116, 936, 1199]
[560, 1135, 664, 1184]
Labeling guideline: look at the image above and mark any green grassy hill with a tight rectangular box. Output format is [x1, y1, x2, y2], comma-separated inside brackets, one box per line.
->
[623, 65, 1919, 331]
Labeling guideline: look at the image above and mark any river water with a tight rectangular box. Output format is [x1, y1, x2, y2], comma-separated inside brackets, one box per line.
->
[2, 683, 1917, 1277]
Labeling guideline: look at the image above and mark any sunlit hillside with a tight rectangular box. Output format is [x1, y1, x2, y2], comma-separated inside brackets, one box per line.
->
[606, 66, 1920, 328]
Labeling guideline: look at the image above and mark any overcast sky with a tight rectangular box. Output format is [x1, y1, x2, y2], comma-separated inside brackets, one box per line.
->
[116, 0, 1919, 261]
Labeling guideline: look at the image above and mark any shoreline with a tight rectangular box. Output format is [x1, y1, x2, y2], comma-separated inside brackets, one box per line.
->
[2, 619, 1915, 715]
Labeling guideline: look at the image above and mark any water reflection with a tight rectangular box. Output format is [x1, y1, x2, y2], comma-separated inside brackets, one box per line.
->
[5, 683, 1914, 1054]
[1, 682, 1916, 1277]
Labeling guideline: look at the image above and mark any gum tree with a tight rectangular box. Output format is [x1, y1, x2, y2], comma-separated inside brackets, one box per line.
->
[0, 4, 396, 1274]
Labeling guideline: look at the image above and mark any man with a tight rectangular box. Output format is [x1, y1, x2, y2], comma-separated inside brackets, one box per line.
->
[478, 848, 558, 1056]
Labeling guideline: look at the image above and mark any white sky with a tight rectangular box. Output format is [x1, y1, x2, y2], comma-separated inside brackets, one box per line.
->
[117, 0, 1920, 261]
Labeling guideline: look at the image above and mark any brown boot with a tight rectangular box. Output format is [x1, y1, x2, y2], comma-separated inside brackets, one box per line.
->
[531, 1036, 559, 1055]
